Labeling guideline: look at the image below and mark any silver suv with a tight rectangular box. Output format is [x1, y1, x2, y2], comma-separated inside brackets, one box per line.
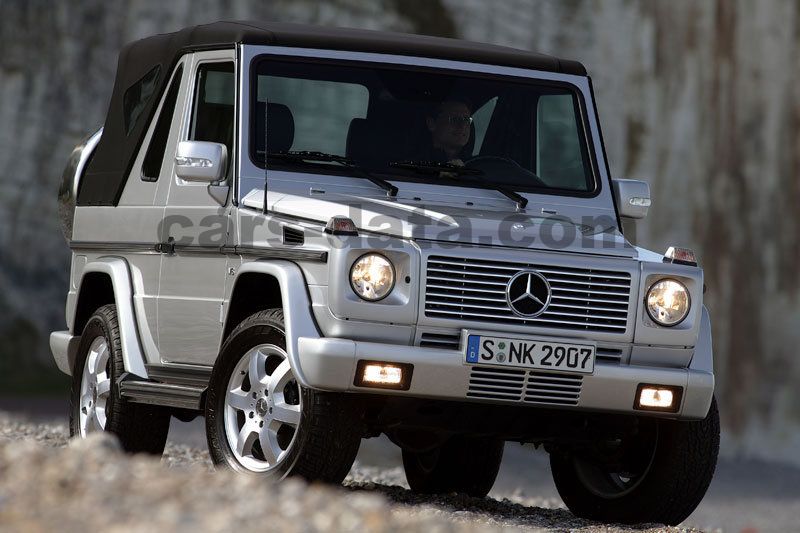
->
[52, 21, 718, 525]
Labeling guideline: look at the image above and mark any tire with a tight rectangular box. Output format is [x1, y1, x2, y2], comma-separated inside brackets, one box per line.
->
[68, 304, 171, 455]
[550, 397, 720, 525]
[205, 309, 362, 482]
[402, 435, 504, 497]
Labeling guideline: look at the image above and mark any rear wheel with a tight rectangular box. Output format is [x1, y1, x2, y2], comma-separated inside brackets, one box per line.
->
[205, 309, 362, 482]
[68, 304, 171, 454]
[550, 398, 720, 525]
[402, 435, 504, 497]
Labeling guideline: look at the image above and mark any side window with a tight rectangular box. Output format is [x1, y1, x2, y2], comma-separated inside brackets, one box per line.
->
[142, 65, 183, 181]
[536, 94, 588, 191]
[190, 62, 235, 176]
[123, 65, 160, 136]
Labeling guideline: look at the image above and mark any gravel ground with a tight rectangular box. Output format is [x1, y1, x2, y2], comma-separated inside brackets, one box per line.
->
[0, 413, 697, 533]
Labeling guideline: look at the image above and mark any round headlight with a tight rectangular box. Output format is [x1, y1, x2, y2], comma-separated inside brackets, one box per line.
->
[350, 253, 395, 301]
[646, 279, 690, 326]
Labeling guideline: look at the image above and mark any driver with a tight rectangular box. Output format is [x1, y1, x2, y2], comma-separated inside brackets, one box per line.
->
[425, 99, 473, 166]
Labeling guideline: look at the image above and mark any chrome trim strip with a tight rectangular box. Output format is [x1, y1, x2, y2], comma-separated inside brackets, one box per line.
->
[70, 241, 158, 254]
[69, 241, 328, 263]
[235, 245, 328, 262]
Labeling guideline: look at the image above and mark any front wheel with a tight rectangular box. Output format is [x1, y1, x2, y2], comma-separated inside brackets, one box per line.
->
[205, 309, 362, 482]
[550, 398, 720, 525]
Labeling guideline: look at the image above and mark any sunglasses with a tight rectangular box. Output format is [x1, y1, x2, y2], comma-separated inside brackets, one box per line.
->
[439, 114, 473, 127]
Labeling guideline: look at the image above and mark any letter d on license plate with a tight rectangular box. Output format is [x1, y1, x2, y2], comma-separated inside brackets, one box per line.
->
[465, 334, 595, 374]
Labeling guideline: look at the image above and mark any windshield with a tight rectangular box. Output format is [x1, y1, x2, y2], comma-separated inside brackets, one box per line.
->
[251, 57, 596, 196]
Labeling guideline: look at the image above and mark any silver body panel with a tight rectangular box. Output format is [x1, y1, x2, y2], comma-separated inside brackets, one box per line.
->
[53, 44, 714, 420]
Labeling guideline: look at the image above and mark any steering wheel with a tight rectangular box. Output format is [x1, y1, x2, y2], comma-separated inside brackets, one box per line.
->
[465, 155, 548, 188]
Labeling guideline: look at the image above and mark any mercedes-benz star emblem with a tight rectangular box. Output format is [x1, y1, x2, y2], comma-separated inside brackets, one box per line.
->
[506, 270, 551, 318]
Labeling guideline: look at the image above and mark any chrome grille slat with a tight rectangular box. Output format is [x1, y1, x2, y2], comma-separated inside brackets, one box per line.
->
[469, 382, 525, 392]
[550, 286, 629, 297]
[430, 267, 630, 290]
[429, 258, 630, 278]
[548, 302, 629, 313]
[426, 255, 632, 334]
[539, 277, 630, 289]
[425, 309, 628, 330]
[550, 304, 628, 313]
[596, 347, 624, 364]
[471, 369, 526, 379]
[529, 372, 585, 383]
[418, 332, 461, 350]
[467, 392, 519, 401]
[426, 275, 509, 287]
[538, 310, 628, 320]
[427, 291, 508, 303]
[426, 301, 627, 321]
[524, 390, 580, 399]
[427, 283, 507, 295]
[550, 293, 630, 304]
[427, 267, 514, 279]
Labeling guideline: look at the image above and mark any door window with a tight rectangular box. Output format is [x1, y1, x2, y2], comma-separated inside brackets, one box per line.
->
[190, 62, 235, 178]
[141, 65, 183, 181]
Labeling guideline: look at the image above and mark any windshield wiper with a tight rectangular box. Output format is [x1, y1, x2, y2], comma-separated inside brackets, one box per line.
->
[389, 160, 528, 210]
[269, 150, 398, 197]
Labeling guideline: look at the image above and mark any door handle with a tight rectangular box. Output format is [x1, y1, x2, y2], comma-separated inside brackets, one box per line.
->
[155, 236, 176, 255]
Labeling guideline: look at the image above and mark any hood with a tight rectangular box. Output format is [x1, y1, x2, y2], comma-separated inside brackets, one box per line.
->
[270, 190, 637, 258]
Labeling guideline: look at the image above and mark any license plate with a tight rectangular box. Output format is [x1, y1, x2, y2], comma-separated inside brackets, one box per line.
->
[465, 334, 595, 374]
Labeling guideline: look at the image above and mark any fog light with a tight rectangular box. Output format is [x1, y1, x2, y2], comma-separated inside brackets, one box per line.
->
[354, 360, 413, 390]
[635, 384, 682, 412]
[364, 364, 402, 384]
[640, 388, 673, 407]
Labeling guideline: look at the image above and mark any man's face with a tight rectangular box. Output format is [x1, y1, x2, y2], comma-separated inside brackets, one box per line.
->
[427, 101, 472, 154]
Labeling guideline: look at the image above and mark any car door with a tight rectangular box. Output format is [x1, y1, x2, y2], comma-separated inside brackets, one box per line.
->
[100, 58, 189, 368]
[157, 50, 236, 364]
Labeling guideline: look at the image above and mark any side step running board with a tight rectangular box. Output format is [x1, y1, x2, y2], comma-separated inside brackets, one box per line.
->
[118, 380, 205, 410]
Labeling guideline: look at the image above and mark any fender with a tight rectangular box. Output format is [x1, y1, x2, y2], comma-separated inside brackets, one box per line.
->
[73, 258, 149, 378]
[689, 306, 714, 374]
[685, 305, 714, 419]
[230, 260, 322, 388]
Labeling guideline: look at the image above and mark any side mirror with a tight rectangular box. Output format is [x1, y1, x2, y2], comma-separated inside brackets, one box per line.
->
[612, 179, 651, 219]
[175, 141, 228, 183]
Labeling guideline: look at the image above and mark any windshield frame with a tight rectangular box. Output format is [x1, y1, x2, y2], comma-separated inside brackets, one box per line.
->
[247, 53, 603, 200]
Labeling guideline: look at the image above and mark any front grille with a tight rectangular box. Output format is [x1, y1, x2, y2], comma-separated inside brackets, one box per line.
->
[467, 367, 582, 406]
[425, 256, 632, 334]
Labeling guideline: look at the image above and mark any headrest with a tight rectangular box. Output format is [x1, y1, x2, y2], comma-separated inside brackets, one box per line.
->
[346, 118, 369, 160]
[254, 102, 295, 155]
[345, 117, 397, 167]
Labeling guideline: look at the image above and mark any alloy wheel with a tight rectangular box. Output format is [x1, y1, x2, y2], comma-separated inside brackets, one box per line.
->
[223, 344, 301, 472]
[78, 336, 112, 437]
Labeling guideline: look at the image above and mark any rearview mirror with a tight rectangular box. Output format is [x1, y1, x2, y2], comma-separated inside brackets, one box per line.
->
[612, 179, 651, 219]
[175, 141, 228, 183]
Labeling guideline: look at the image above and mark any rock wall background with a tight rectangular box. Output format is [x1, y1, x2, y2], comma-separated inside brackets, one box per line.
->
[1, 0, 798, 462]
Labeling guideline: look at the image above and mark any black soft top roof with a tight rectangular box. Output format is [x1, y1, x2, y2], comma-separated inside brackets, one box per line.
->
[78, 21, 587, 206]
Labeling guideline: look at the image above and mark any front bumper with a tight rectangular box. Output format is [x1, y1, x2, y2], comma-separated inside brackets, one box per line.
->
[297, 336, 714, 420]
